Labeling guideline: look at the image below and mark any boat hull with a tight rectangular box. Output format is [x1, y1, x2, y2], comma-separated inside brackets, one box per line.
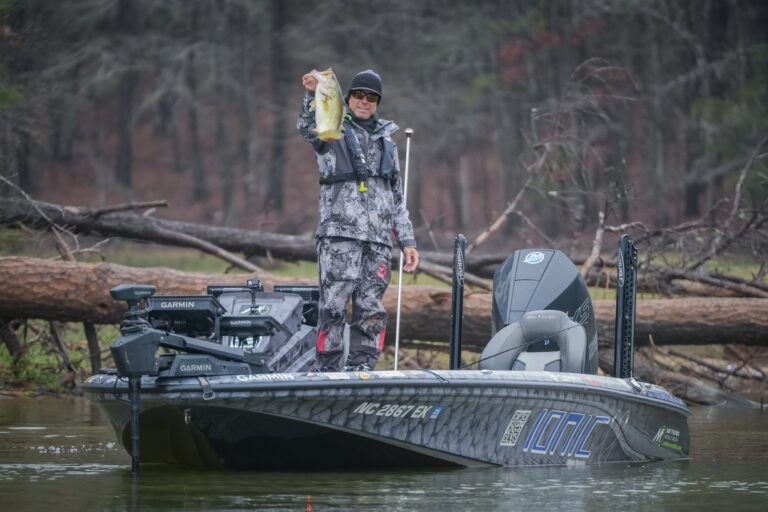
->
[82, 369, 689, 469]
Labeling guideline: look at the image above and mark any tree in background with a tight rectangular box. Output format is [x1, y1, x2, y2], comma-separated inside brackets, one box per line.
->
[0, 0, 764, 252]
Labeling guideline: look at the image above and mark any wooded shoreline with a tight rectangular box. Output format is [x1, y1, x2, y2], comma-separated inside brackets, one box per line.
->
[1, 256, 766, 351]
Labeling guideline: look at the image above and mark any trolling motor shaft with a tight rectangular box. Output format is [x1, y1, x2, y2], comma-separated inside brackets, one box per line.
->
[109, 284, 157, 476]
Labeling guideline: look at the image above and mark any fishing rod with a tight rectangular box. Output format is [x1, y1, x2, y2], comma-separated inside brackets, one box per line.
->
[393, 127, 413, 371]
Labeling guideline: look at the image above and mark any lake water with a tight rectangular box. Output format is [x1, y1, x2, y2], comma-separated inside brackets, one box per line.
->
[0, 396, 766, 511]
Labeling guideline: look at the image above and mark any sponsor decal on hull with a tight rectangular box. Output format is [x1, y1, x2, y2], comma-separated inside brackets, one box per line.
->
[500, 410, 532, 447]
[521, 409, 611, 459]
[653, 425, 684, 452]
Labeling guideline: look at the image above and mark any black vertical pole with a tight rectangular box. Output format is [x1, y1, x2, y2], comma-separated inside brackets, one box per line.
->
[450, 234, 466, 370]
[614, 235, 638, 378]
[129, 376, 141, 475]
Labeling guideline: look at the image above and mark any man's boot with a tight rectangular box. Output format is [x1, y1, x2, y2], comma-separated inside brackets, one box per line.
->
[310, 350, 344, 372]
[343, 352, 378, 372]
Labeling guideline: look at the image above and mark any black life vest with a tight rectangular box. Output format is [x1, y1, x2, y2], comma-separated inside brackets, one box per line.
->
[319, 119, 397, 185]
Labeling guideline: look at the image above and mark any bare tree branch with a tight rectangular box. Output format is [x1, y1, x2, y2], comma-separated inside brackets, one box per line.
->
[581, 209, 606, 278]
[90, 200, 168, 217]
[466, 175, 534, 255]
[690, 136, 768, 270]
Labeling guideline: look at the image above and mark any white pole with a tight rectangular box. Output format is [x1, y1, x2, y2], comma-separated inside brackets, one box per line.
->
[393, 128, 413, 371]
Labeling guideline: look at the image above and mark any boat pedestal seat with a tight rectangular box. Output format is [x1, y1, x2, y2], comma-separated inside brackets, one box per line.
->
[479, 310, 587, 373]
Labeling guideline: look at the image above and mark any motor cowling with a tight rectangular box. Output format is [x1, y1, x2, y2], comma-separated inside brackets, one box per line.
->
[490, 249, 598, 374]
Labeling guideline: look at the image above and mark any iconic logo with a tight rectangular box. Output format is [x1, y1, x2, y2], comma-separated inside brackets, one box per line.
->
[522, 409, 611, 459]
[523, 251, 545, 265]
[377, 263, 388, 279]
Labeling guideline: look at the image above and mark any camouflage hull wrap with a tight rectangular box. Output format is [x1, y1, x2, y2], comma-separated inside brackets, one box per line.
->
[81, 370, 690, 470]
[316, 237, 391, 369]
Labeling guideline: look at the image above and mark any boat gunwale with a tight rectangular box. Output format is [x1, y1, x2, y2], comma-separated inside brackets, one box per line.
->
[80, 369, 690, 417]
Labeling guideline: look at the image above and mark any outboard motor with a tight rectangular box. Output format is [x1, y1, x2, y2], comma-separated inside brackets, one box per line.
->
[481, 249, 598, 374]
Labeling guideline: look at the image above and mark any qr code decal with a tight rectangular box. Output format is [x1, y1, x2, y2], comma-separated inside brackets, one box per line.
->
[500, 409, 532, 447]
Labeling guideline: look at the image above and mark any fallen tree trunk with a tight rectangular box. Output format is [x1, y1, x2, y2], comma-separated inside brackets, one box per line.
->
[0, 197, 485, 279]
[1, 256, 766, 350]
[3, 198, 765, 297]
[598, 348, 758, 406]
[0, 197, 319, 261]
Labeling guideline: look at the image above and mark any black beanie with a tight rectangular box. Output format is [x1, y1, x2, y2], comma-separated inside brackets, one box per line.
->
[346, 69, 382, 104]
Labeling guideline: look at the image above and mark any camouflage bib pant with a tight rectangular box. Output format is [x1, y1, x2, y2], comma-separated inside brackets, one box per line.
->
[315, 237, 392, 370]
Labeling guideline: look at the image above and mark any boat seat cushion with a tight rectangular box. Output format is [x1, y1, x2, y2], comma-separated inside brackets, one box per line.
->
[479, 310, 587, 373]
[512, 351, 562, 371]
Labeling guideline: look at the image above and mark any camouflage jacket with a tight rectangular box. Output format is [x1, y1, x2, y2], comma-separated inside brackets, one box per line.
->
[297, 91, 416, 249]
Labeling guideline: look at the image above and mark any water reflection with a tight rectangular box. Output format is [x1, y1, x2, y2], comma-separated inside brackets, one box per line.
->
[0, 397, 766, 511]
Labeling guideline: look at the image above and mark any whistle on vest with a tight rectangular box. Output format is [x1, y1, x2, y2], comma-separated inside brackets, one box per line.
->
[358, 180, 368, 192]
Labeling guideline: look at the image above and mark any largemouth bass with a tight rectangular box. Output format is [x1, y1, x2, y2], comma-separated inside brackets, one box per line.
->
[310, 68, 345, 141]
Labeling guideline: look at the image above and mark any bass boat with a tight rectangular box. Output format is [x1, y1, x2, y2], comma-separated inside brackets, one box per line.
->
[81, 235, 689, 471]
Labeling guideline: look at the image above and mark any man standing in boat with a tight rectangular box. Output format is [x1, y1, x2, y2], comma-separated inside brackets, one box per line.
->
[297, 69, 419, 372]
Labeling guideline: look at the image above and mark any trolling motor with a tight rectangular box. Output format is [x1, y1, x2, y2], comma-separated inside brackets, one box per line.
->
[614, 235, 638, 378]
[108, 284, 157, 475]
[449, 234, 466, 370]
[107, 281, 319, 474]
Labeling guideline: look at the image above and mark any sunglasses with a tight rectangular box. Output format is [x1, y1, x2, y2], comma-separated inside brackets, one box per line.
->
[350, 90, 379, 103]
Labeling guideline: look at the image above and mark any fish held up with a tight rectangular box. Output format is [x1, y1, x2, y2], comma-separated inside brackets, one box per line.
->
[309, 68, 345, 141]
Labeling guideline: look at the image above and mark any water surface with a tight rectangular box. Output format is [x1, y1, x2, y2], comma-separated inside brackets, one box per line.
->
[0, 396, 766, 511]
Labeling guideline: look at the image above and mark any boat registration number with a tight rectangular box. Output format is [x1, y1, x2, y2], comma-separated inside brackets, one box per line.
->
[353, 402, 440, 419]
